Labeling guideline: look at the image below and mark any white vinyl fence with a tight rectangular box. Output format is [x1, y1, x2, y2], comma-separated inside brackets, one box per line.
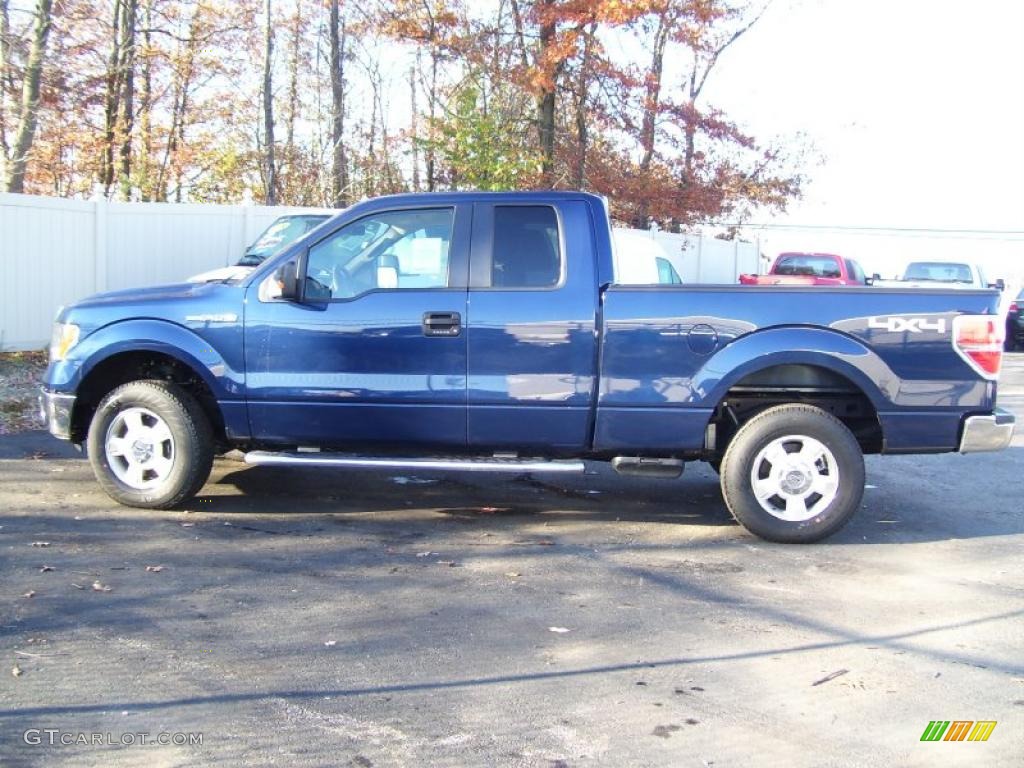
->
[0, 193, 761, 351]
[618, 227, 761, 285]
[0, 193, 334, 351]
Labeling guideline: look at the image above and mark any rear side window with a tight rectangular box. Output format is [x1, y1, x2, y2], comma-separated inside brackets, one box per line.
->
[491, 206, 561, 288]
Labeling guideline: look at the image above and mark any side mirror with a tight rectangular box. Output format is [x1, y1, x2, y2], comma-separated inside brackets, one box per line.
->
[990, 278, 1005, 291]
[276, 260, 300, 301]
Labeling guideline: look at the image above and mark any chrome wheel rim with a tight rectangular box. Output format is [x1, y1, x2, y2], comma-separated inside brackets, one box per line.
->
[749, 434, 840, 522]
[104, 407, 175, 490]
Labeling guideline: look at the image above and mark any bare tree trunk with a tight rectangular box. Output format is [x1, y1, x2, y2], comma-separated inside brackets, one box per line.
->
[118, 0, 137, 200]
[100, 0, 123, 195]
[366, 71, 379, 197]
[262, 0, 276, 205]
[573, 23, 595, 190]
[6, 0, 53, 193]
[409, 57, 419, 192]
[536, 0, 556, 187]
[138, 0, 152, 199]
[284, 1, 301, 154]
[0, 0, 12, 170]
[157, 4, 199, 201]
[425, 50, 437, 191]
[680, 6, 765, 194]
[328, 0, 347, 207]
[634, 12, 670, 227]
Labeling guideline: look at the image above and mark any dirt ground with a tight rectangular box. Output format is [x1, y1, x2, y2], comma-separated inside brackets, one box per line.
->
[0, 351, 47, 435]
[0, 356, 1022, 767]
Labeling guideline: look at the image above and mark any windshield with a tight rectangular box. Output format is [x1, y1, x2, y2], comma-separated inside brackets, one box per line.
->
[902, 262, 973, 283]
[240, 215, 330, 265]
[774, 254, 841, 278]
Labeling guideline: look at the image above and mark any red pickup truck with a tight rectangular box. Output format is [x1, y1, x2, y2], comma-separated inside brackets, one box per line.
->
[740, 252, 868, 286]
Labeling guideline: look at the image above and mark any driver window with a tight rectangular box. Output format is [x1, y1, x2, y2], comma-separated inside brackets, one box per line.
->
[305, 208, 453, 299]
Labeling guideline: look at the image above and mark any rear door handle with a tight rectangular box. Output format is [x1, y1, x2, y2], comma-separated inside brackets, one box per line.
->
[422, 311, 461, 337]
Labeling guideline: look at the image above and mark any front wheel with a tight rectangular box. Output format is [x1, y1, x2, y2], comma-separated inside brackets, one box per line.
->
[719, 404, 865, 543]
[87, 380, 214, 509]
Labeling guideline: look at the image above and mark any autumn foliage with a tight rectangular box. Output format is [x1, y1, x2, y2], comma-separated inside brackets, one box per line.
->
[0, 0, 803, 229]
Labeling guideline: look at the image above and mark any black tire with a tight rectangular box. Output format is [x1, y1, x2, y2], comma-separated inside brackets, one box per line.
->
[719, 404, 864, 543]
[87, 380, 214, 509]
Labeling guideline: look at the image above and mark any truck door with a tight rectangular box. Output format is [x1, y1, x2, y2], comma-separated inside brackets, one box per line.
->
[244, 204, 471, 448]
[466, 200, 599, 452]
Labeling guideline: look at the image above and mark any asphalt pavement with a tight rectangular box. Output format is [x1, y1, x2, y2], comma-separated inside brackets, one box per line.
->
[1, 356, 1022, 767]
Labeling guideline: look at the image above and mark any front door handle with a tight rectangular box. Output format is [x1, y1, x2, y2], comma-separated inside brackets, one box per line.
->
[422, 311, 461, 337]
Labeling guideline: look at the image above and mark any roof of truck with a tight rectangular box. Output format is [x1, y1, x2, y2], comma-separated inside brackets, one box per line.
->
[353, 190, 606, 206]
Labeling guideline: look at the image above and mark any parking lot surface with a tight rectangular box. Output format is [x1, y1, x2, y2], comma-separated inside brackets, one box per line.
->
[1, 356, 1022, 767]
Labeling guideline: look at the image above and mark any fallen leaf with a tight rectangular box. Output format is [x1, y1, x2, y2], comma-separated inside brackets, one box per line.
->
[11, 664, 22, 677]
[145, 565, 165, 573]
[22, 591, 35, 599]
[91, 581, 112, 593]
[30, 542, 51, 548]
[548, 626, 571, 634]
[39, 565, 55, 573]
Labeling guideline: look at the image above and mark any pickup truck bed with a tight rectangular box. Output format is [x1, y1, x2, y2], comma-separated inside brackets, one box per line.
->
[40, 191, 1014, 543]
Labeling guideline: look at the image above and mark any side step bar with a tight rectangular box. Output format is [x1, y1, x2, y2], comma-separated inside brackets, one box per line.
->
[244, 451, 586, 473]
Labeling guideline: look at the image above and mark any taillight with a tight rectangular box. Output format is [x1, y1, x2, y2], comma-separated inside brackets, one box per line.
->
[953, 315, 1004, 379]
[1011, 302, 1019, 313]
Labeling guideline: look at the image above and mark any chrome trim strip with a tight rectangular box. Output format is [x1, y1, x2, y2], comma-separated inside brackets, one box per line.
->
[959, 408, 1015, 453]
[244, 451, 585, 473]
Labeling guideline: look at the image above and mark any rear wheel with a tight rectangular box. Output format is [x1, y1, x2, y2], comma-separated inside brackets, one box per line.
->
[719, 404, 864, 543]
[87, 380, 214, 509]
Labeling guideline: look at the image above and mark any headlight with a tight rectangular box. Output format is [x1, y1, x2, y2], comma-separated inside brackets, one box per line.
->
[50, 322, 80, 361]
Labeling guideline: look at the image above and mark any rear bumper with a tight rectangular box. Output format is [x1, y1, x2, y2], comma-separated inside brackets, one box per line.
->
[959, 407, 1015, 453]
[38, 388, 75, 440]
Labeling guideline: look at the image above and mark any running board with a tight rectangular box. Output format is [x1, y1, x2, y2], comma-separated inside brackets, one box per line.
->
[243, 451, 586, 473]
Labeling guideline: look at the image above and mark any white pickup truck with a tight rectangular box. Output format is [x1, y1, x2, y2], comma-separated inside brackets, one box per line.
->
[874, 260, 1003, 290]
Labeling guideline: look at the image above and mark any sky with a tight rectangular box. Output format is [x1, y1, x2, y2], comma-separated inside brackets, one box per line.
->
[696, 0, 1024, 282]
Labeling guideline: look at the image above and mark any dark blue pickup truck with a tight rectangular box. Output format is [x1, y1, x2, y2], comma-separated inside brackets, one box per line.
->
[41, 192, 1014, 542]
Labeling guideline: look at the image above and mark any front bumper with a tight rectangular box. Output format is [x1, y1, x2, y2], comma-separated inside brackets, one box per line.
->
[38, 388, 76, 440]
[959, 407, 1015, 453]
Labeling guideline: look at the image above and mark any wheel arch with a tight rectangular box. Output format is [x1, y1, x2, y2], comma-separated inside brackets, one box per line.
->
[699, 327, 893, 455]
[70, 326, 234, 445]
[698, 326, 897, 411]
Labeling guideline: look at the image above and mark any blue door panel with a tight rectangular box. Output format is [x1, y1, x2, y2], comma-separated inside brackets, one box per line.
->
[466, 200, 599, 451]
[244, 291, 467, 446]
